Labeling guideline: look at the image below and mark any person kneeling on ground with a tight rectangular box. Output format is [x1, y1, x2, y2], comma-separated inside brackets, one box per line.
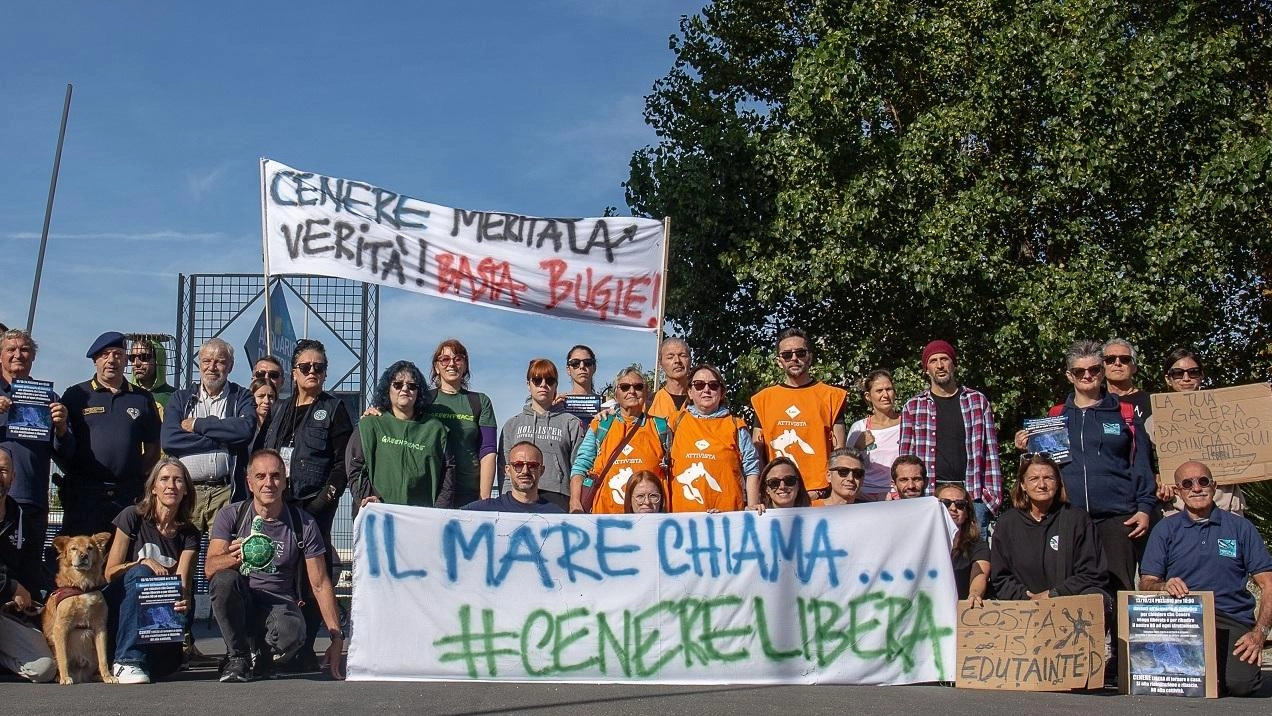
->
[205, 449, 345, 682]
[1139, 460, 1272, 697]
[104, 457, 199, 684]
[0, 446, 56, 682]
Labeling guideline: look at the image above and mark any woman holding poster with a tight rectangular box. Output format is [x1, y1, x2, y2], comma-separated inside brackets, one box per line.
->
[104, 457, 198, 684]
[665, 364, 758, 513]
[569, 366, 668, 514]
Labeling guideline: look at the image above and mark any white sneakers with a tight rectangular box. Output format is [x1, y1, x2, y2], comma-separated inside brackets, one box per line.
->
[112, 662, 151, 684]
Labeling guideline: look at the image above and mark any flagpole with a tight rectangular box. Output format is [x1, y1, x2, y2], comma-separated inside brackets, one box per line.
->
[27, 83, 73, 333]
[259, 158, 272, 353]
[652, 216, 671, 387]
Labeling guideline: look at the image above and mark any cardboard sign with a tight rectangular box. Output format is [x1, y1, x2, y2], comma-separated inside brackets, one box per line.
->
[1117, 591, 1218, 698]
[955, 595, 1105, 691]
[1149, 383, 1272, 485]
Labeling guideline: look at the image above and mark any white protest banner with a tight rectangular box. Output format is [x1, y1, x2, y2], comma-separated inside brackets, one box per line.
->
[261, 159, 665, 331]
[348, 498, 958, 684]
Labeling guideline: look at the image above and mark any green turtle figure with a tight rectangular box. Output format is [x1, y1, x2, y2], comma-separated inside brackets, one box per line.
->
[240, 515, 277, 575]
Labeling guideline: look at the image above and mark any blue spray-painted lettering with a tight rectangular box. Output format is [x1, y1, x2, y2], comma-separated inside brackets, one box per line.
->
[363, 512, 381, 578]
[495, 525, 553, 588]
[685, 517, 722, 578]
[541, 522, 602, 582]
[657, 521, 689, 576]
[595, 518, 639, 577]
[730, 511, 769, 578]
[442, 519, 496, 586]
[382, 513, 428, 580]
[802, 519, 846, 587]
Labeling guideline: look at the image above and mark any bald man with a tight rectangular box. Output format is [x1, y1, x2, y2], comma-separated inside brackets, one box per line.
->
[1139, 461, 1272, 697]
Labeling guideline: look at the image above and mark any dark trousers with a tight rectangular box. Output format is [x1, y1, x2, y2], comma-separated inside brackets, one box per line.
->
[1093, 514, 1145, 595]
[16, 505, 49, 595]
[1216, 610, 1263, 697]
[209, 570, 305, 662]
[297, 497, 338, 659]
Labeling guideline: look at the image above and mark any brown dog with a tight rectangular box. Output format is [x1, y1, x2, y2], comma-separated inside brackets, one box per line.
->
[43, 532, 116, 684]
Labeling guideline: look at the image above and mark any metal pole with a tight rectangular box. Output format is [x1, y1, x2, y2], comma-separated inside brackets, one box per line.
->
[259, 158, 273, 356]
[26, 83, 73, 333]
[652, 216, 671, 387]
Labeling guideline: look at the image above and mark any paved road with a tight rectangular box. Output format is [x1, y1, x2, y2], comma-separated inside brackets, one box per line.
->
[2, 632, 1266, 715]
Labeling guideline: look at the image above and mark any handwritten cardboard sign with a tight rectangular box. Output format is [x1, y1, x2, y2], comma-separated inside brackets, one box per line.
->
[262, 159, 665, 331]
[349, 499, 958, 685]
[1117, 591, 1217, 698]
[1149, 383, 1272, 485]
[955, 595, 1105, 691]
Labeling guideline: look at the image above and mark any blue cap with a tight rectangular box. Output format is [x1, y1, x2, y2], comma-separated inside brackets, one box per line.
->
[86, 331, 127, 359]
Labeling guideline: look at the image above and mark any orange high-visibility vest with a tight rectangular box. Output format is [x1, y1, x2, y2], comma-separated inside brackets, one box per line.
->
[666, 413, 747, 513]
[750, 381, 847, 491]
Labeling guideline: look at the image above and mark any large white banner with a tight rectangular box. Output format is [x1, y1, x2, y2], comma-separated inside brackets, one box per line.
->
[261, 159, 665, 331]
[348, 498, 958, 684]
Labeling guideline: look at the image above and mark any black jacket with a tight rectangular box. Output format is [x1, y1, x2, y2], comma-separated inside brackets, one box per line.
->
[261, 392, 352, 508]
[990, 503, 1107, 600]
[0, 497, 37, 603]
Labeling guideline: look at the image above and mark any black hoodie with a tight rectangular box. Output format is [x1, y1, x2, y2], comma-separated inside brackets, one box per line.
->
[990, 503, 1107, 600]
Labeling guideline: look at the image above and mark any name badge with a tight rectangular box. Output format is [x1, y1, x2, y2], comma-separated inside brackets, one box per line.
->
[279, 446, 294, 478]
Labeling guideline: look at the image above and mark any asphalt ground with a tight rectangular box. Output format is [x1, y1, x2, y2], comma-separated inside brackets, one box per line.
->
[0, 626, 1267, 715]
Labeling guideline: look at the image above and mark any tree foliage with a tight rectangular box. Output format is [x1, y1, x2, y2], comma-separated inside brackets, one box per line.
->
[629, 0, 1272, 508]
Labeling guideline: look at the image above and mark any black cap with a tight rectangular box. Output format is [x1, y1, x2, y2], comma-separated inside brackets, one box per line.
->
[86, 331, 127, 359]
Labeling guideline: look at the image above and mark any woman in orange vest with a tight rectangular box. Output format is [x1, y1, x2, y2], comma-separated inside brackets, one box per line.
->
[568, 367, 668, 514]
[665, 364, 758, 513]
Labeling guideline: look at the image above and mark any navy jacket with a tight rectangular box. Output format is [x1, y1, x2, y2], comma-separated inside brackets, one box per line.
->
[160, 382, 256, 501]
[1055, 392, 1156, 518]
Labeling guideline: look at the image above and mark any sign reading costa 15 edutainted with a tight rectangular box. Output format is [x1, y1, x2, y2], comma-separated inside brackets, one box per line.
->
[262, 159, 665, 331]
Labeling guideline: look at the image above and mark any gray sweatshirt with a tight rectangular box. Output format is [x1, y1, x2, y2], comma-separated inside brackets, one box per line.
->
[498, 403, 584, 497]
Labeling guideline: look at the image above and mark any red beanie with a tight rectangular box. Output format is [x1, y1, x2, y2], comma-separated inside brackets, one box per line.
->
[921, 340, 957, 367]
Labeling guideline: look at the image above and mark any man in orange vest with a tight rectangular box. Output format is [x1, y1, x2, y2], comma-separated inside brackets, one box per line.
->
[647, 338, 692, 422]
[749, 328, 846, 502]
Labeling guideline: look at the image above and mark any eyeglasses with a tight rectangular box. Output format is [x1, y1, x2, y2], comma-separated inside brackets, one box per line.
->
[1166, 367, 1203, 380]
[778, 348, 810, 361]
[938, 498, 970, 510]
[632, 493, 662, 505]
[1068, 365, 1103, 378]
[437, 355, 467, 366]
[295, 362, 327, 376]
[617, 382, 645, 392]
[567, 358, 596, 368]
[1177, 476, 1212, 490]
[254, 369, 282, 380]
[509, 461, 543, 473]
[391, 380, 419, 393]
[690, 380, 722, 391]
[829, 466, 865, 480]
[530, 376, 557, 387]
[127, 353, 154, 363]
[765, 475, 799, 489]
[1103, 355, 1134, 366]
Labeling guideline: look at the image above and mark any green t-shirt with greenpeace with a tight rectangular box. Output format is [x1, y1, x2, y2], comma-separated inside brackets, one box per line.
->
[358, 413, 450, 507]
[420, 389, 496, 494]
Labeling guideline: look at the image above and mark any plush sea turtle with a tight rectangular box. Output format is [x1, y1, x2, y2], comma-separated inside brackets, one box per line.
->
[240, 515, 277, 575]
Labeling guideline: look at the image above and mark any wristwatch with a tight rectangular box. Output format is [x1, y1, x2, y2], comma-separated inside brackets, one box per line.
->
[1256, 624, 1270, 638]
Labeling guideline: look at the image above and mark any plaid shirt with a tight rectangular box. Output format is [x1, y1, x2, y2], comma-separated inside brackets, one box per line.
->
[898, 386, 1002, 512]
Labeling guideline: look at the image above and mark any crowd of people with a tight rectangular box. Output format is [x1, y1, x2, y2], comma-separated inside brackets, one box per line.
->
[0, 325, 1268, 696]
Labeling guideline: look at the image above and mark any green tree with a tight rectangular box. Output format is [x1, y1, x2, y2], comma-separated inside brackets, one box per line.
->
[628, 0, 1272, 530]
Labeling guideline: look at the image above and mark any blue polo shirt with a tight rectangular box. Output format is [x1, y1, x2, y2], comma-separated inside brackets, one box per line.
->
[60, 378, 160, 488]
[1141, 506, 1272, 621]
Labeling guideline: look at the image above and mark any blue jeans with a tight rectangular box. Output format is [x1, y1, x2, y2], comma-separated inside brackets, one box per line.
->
[113, 564, 181, 677]
[973, 500, 995, 538]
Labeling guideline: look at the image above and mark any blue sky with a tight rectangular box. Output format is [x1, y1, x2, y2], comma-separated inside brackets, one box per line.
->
[1, 1, 702, 420]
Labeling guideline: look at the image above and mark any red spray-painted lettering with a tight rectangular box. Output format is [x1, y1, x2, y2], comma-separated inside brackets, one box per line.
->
[436, 253, 528, 306]
[541, 259, 658, 325]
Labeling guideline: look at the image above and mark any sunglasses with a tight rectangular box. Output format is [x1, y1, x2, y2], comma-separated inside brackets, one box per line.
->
[691, 380, 722, 391]
[617, 382, 645, 392]
[1021, 451, 1054, 462]
[295, 362, 328, 376]
[254, 369, 282, 380]
[437, 355, 467, 366]
[567, 358, 596, 368]
[392, 380, 419, 392]
[509, 461, 543, 473]
[127, 353, 154, 363]
[1103, 355, 1134, 366]
[530, 376, 557, 387]
[778, 348, 810, 361]
[1166, 367, 1203, 380]
[765, 475, 799, 489]
[829, 466, 865, 480]
[1177, 476, 1212, 490]
[938, 498, 970, 510]
[1068, 365, 1103, 378]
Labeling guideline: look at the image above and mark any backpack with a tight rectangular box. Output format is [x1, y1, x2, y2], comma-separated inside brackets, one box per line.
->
[232, 500, 308, 604]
